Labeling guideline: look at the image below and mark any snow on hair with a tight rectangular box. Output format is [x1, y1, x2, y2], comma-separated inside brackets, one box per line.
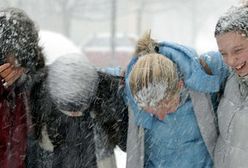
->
[215, 5, 248, 37]
[48, 54, 99, 111]
[130, 53, 179, 109]
[130, 31, 179, 109]
[134, 81, 168, 109]
[0, 7, 44, 71]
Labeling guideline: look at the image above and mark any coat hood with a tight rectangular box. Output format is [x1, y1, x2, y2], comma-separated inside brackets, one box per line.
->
[0, 8, 44, 72]
[48, 53, 99, 112]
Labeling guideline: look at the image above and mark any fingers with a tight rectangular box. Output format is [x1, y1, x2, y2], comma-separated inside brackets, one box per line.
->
[7, 68, 24, 86]
[0, 63, 11, 73]
[0, 66, 24, 88]
[3, 70, 17, 83]
[0, 65, 15, 79]
[8, 69, 23, 86]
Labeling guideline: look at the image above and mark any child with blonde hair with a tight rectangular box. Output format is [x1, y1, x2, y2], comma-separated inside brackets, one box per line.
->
[125, 32, 228, 168]
[129, 53, 181, 120]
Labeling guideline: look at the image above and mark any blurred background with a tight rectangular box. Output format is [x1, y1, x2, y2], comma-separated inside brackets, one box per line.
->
[0, 0, 239, 68]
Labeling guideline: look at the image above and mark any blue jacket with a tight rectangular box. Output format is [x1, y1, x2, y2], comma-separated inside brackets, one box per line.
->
[124, 41, 228, 168]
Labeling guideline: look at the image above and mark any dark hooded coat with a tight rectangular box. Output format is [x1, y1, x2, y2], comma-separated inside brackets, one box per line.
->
[28, 55, 128, 168]
[0, 8, 45, 168]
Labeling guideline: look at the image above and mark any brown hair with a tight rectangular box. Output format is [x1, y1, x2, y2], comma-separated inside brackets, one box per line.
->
[214, 4, 248, 37]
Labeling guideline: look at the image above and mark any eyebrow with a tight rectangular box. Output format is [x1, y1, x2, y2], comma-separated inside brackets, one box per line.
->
[219, 44, 244, 53]
[233, 45, 243, 49]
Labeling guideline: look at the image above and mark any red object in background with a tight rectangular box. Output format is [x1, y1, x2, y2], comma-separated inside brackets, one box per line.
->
[85, 50, 132, 68]
[82, 33, 137, 68]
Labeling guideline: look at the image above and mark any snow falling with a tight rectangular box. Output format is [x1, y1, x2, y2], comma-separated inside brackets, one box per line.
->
[1, 0, 248, 168]
[48, 53, 99, 112]
[134, 81, 168, 109]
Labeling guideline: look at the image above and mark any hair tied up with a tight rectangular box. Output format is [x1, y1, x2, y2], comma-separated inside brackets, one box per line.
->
[134, 30, 159, 58]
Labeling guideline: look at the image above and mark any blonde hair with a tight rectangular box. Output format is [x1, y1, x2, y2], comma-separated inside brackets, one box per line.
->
[129, 53, 179, 108]
[134, 31, 158, 57]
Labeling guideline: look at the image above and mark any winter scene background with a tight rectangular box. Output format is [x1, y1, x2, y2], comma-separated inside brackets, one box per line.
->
[0, 0, 240, 168]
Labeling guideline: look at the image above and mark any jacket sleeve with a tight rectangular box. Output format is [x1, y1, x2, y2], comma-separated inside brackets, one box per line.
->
[199, 51, 229, 85]
[112, 86, 129, 151]
[94, 72, 129, 151]
[29, 70, 49, 141]
[30, 70, 66, 149]
[199, 51, 229, 113]
[159, 42, 224, 93]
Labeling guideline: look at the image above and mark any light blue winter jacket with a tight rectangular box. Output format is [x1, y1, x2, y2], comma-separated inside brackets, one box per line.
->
[124, 41, 228, 168]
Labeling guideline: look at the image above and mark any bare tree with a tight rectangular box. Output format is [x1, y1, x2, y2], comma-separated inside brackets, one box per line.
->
[132, 0, 231, 46]
[7, 0, 113, 37]
[49, 0, 114, 37]
[48, 0, 120, 64]
[132, 0, 182, 36]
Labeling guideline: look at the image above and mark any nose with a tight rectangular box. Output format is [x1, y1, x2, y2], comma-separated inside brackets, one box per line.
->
[157, 112, 167, 120]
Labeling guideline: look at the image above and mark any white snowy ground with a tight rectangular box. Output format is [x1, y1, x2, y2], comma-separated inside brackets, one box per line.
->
[115, 147, 127, 168]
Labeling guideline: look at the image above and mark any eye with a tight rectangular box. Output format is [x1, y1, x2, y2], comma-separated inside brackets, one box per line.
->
[234, 48, 243, 54]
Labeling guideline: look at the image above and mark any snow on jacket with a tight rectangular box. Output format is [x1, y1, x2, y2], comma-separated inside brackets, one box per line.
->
[125, 41, 228, 168]
[214, 72, 248, 168]
[0, 7, 45, 168]
[28, 54, 128, 168]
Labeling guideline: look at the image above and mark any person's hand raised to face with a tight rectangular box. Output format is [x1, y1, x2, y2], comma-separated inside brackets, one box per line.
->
[0, 55, 25, 88]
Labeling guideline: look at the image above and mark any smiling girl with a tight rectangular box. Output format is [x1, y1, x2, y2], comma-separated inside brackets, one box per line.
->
[213, 4, 248, 168]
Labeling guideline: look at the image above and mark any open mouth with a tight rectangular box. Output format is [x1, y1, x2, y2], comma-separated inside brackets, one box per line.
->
[235, 62, 246, 71]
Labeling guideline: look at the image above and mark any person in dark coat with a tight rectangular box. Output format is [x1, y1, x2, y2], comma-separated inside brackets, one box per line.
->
[29, 54, 128, 168]
[0, 7, 45, 168]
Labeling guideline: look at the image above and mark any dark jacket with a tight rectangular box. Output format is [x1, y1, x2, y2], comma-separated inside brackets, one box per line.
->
[0, 7, 45, 168]
[28, 68, 128, 168]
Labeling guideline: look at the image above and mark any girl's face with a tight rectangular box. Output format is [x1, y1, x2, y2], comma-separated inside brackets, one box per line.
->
[216, 32, 248, 77]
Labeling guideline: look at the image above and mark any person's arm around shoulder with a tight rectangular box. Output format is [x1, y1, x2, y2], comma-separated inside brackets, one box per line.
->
[199, 51, 229, 113]
[159, 42, 223, 92]
[199, 51, 229, 84]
